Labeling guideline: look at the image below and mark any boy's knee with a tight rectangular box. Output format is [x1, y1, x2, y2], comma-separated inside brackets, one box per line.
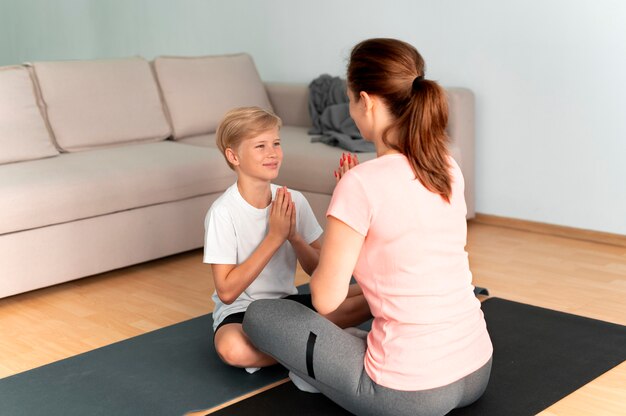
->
[215, 337, 252, 367]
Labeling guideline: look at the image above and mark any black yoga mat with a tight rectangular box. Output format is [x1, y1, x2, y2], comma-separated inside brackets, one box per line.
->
[0, 286, 501, 416]
[0, 313, 288, 416]
[210, 298, 626, 416]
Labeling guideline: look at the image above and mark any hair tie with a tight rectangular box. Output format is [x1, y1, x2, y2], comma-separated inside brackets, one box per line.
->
[412, 75, 425, 90]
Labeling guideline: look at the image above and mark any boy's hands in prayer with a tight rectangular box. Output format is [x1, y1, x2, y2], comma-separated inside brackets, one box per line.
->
[268, 186, 294, 243]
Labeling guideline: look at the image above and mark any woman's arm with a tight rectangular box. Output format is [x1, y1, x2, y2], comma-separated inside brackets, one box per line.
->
[310, 216, 365, 315]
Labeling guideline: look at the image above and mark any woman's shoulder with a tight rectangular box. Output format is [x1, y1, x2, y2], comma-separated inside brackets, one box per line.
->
[350, 153, 411, 181]
[447, 155, 461, 170]
[447, 156, 464, 180]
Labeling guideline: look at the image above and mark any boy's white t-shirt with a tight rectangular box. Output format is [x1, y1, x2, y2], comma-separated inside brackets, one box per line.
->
[204, 182, 323, 331]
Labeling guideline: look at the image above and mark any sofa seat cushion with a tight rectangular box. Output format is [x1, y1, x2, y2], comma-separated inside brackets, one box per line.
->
[0, 141, 235, 235]
[31, 58, 171, 152]
[276, 126, 463, 196]
[0, 66, 58, 165]
[154, 54, 273, 140]
[276, 126, 376, 194]
[178, 133, 217, 148]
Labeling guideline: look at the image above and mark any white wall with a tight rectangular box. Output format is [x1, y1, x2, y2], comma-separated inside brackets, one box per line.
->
[1, 0, 625, 234]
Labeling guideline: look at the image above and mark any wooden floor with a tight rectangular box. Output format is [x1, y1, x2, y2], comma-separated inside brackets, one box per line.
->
[0, 221, 625, 415]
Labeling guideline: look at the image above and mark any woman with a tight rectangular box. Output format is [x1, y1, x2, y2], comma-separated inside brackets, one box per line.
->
[243, 38, 492, 416]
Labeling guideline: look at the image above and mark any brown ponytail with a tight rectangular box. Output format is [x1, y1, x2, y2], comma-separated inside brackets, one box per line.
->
[347, 38, 452, 202]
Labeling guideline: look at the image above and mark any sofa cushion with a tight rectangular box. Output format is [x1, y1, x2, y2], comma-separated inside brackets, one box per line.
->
[0, 142, 235, 235]
[0, 66, 58, 165]
[154, 54, 273, 140]
[276, 127, 376, 194]
[31, 57, 171, 152]
[178, 133, 217, 148]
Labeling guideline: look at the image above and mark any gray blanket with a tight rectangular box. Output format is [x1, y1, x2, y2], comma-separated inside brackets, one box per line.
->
[308, 74, 375, 152]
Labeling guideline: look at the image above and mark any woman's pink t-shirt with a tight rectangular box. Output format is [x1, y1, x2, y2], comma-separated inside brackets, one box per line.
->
[327, 154, 492, 391]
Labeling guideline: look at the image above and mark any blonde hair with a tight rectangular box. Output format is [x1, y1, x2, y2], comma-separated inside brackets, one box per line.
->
[216, 107, 282, 170]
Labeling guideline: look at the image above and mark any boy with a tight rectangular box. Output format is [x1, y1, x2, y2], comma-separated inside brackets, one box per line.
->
[205, 107, 370, 372]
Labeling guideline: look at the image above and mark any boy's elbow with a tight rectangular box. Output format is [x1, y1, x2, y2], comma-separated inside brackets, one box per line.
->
[216, 290, 237, 305]
[221, 297, 236, 306]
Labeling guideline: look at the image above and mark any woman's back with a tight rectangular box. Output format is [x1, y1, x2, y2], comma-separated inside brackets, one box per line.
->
[327, 154, 492, 390]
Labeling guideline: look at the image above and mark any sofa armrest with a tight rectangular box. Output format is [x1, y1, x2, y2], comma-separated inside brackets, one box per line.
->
[446, 88, 475, 218]
[265, 82, 311, 128]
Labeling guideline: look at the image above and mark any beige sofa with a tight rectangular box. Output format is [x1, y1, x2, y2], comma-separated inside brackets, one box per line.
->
[0, 53, 475, 299]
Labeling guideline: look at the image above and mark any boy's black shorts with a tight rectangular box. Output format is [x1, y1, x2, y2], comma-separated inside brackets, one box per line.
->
[214, 294, 315, 335]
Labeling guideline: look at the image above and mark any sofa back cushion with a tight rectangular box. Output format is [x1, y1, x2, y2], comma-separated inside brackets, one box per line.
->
[31, 57, 171, 152]
[0, 66, 58, 164]
[153, 53, 272, 140]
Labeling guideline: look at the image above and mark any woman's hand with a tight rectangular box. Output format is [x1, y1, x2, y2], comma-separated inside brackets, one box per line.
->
[334, 153, 359, 182]
[268, 186, 293, 243]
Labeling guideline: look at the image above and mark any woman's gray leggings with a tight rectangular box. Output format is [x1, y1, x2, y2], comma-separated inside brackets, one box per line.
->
[243, 299, 492, 416]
